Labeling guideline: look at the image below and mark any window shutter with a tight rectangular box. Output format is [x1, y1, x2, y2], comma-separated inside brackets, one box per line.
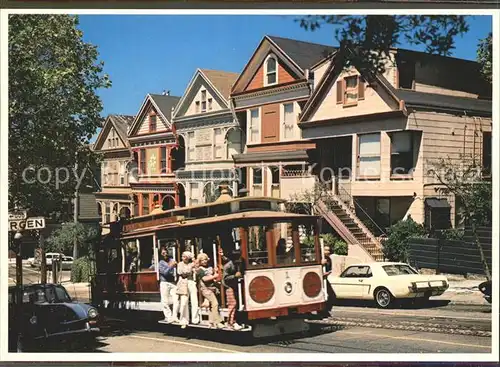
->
[336, 80, 343, 104]
[358, 77, 365, 100]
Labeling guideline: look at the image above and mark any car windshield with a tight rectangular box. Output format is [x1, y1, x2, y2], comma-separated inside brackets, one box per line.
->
[382, 264, 418, 276]
[32, 286, 72, 303]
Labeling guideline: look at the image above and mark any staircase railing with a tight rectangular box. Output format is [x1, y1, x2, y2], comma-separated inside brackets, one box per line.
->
[336, 183, 388, 239]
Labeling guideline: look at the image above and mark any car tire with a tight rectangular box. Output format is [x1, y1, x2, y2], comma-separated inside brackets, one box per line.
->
[374, 287, 393, 308]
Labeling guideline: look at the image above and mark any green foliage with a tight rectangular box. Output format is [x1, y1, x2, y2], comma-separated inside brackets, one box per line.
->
[297, 15, 469, 75]
[477, 32, 492, 83]
[321, 233, 348, 256]
[46, 222, 100, 257]
[70, 256, 96, 283]
[435, 228, 465, 241]
[383, 218, 426, 262]
[9, 15, 110, 216]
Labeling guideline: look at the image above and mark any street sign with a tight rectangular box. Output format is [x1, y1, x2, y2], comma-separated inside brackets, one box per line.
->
[9, 217, 46, 232]
[8, 211, 27, 221]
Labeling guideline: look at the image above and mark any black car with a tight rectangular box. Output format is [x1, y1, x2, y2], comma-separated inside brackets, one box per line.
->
[8, 283, 100, 352]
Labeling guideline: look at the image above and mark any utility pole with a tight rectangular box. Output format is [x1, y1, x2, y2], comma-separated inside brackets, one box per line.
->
[73, 159, 79, 259]
[40, 232, 47, 284]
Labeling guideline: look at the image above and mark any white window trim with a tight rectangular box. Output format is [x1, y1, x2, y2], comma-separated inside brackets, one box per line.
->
[280, 102, 296, 141]
[247, 107, 261, 144]
[200, 89, 207, 113]
[264, 54, 278, 87]
[187, 132, 196, 162]
[213, 127, 225, 160]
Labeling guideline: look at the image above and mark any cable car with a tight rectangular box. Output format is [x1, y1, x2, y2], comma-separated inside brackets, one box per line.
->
[93, 189, 326, 337]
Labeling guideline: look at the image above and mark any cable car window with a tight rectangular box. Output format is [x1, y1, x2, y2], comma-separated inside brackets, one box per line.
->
[299, 224, 317, 263]
[247, 225, 268, 267]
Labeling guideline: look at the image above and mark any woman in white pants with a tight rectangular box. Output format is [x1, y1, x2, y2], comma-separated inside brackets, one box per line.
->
[176, 251, 197, 327]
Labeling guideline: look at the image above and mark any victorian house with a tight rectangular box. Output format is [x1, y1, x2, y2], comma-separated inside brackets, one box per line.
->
[127, 93, 182, 216]
[172, 69, 241, 205]
[298, 47, 492, 260]
[93, 115, 135, 233]
[229, 36, 335, 200]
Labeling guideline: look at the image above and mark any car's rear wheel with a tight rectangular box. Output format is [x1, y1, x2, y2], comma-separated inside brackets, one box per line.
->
[374, 287, 393, 308]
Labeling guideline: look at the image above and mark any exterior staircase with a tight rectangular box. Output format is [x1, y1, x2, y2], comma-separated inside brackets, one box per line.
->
[314, 196, 385, 262]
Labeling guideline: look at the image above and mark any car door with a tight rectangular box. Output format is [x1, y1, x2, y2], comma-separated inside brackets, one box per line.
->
[331, 266, 368, 298]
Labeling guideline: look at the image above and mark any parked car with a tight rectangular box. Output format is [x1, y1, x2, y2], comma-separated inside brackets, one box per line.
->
[327, 262, 449, 308]
[61, 256, 74, 271]
[478, 280, 492, 304]
[33, 252, 64, 268]
[8, 283, 99, 352]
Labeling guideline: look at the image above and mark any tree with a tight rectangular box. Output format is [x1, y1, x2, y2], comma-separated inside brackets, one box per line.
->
[477, 32, 492, 83]
[297, 15, 470, 75]
[46, 222, 100, 257]
[383, 218, 426, 263]
[428, 158, 492, 280]
[9, 15, 110, 217]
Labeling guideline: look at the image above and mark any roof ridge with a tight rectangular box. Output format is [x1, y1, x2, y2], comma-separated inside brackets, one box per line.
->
[267, 35, 334, 48]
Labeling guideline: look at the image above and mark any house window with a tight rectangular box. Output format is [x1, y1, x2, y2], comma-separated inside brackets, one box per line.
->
[201, 90, 207, 112]
[249, 108, 260, 143]
[252, 168, 263, 196]
[120, 162, 125, 185]
[270, 166, 280, 198]
[208, 98, 213, 111]
[358, 133, 381, 178]
[390, 131, 414, 176]
[140, 149, 147, 174]
[398, 59, 416, 89]
[337, 75, 365, 106]
[195, 101, 200, 114]
[161, 146, 167, 173]
[214, 128, 224, 159]
[283, 103, 294, 140]
[142, 194, 149, 215]
[344, 76, 359, 105]
[133, 195, 139, 217]
[265, 56, 277, 86]
[102, 162, 108, 185]
[149, 114, 157, 132]
[190, 182, 200, 205]
[483, 132, 492, 176]
[187, 132, 195, 161]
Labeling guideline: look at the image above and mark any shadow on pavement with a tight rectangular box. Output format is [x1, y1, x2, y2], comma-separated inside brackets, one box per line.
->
[334, 299, 451, 309]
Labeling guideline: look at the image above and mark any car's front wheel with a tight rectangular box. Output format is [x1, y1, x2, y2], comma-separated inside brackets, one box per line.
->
[374, 287, 393, 308]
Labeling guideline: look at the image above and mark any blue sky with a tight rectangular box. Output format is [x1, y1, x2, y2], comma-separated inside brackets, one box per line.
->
[77, 14, 492, 134]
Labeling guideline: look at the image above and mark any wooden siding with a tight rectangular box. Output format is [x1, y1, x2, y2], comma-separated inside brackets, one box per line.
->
[408, 111, 492, 184]
[310, 68, 394, 122]
[261, 103, 280, 143]
[246, 60, 296, 92]
[136, 106, 169, 135]
[101, 127, 126, 150]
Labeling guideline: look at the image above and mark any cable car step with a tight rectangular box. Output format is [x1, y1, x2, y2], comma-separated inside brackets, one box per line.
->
[158, 319, 252, 332]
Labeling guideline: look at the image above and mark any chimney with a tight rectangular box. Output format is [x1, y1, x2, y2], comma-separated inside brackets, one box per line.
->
[162, 90, 170, 96]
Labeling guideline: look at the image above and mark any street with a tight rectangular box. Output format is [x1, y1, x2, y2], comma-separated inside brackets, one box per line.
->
[8, 262, 71, 286]
[79, 302, 491, 354]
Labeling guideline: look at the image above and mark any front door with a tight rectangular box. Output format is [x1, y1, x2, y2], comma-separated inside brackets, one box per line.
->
[333, 265, 372, 299]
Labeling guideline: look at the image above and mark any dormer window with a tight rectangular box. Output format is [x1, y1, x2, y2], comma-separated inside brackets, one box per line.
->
[336, 75, 365, 107]
[149, 113, 157, 132]
[265, 55, 277, 86]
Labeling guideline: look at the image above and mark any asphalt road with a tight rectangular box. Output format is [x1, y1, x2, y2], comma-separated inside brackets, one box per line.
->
[66, 301, 492, 354]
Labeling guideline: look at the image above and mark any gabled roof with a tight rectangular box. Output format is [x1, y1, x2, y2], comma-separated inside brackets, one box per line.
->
[129, 94, 181, 136]
[231, 35, 335, 95]
[267, 36, 336, 70]
[300, 48, 492, 123]
[200, 69, 239, 100]
[94, 114, 135, 151]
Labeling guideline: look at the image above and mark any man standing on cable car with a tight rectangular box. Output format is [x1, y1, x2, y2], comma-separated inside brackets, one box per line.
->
[159, 247, 178, 323]
[321, 245, 334, 317]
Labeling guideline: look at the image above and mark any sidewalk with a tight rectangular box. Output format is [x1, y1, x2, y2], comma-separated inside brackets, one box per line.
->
[433, 280, 489, 305]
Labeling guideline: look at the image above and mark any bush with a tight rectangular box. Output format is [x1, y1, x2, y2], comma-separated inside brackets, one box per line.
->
[70, 256, 96, 283]
[383, 218, 426, 262]
[434, 228, 465, 240]
[321, 233, 348, 255]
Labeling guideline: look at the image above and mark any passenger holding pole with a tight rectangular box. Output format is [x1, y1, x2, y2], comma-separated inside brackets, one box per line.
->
[196, 253, 224, 329]
[158, 247, 179, 323]
[223, 250, 244, 330]
[176, 251, 195, 328]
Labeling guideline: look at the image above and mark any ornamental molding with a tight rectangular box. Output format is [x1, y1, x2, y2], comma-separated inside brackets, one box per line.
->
[232, 81, 310, 102]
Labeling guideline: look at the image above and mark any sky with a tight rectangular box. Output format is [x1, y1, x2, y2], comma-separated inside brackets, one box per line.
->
[77, 14, 492, 139]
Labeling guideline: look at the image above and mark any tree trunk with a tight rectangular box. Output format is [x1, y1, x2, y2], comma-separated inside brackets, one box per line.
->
[472, 222, 491, 281]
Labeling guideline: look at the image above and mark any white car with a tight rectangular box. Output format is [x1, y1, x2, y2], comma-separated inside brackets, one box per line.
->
[327, 262, 449, 308]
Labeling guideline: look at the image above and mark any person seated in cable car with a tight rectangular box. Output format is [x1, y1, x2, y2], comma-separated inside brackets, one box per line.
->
[195, 253, 225, 329]
[222, 250, 244, 330]
[276, 238, 294, 265]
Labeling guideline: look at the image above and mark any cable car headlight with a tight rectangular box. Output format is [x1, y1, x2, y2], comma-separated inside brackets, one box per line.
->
[88, 308, 98, 319]
[29, 316, 37, 325]
[284, 282, 293, 294]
